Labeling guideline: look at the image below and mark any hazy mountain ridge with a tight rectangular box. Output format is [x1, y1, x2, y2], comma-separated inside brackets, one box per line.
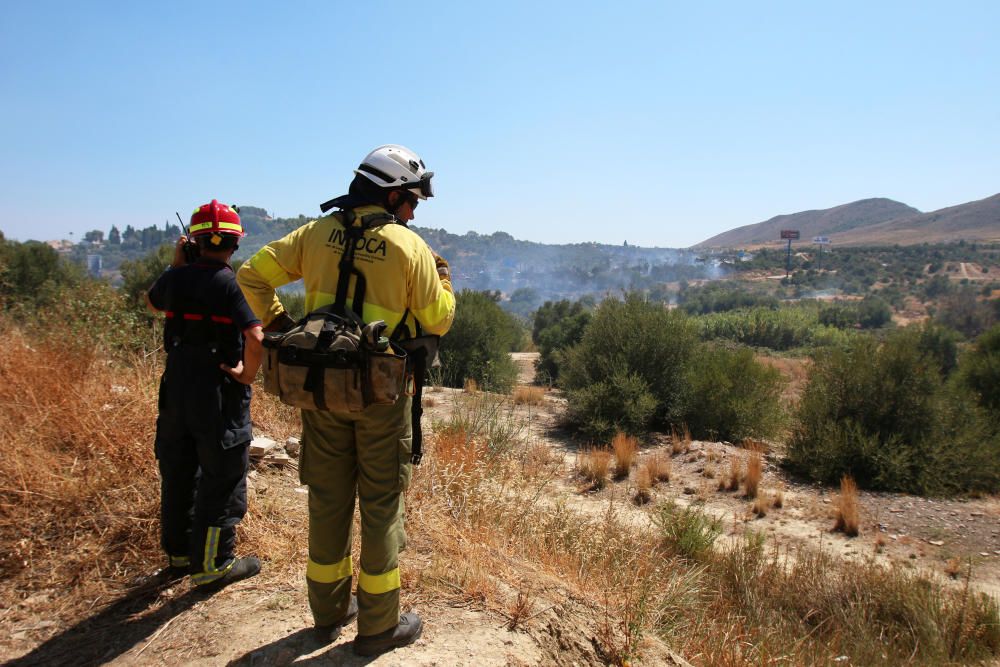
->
[694, 193, 1000, 248]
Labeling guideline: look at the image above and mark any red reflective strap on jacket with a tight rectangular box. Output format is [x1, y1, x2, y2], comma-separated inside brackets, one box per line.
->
[164, 312, 232, 324]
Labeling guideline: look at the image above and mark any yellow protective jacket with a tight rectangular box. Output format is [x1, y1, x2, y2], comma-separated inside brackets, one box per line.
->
[236, 205, 455, 338]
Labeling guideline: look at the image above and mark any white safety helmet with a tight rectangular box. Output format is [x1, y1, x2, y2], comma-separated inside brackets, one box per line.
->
[354, 144, 434, 199]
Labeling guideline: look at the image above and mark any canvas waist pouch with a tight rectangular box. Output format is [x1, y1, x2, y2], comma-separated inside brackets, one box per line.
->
[262, 309, 406, 412]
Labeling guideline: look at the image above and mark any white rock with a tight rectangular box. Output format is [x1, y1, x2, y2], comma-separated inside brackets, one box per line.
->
[285, 437, 301, 456]
[249, 437, 277, 458]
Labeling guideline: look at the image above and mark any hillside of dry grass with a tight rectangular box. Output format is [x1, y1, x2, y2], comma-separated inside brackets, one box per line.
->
[2, 337, 999, 666]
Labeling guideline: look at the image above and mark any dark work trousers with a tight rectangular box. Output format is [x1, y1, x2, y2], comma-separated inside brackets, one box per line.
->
[154, 345, 252, 581]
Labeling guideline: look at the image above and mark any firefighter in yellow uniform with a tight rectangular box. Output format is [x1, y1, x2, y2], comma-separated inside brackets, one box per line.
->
[237, 145, 454, 656]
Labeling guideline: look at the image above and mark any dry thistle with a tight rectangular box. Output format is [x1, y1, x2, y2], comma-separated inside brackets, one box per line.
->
[744, 447, 763, 499]
[611, 432, 638, 480]
[512, 385, 545, 405]
[944, 557, 963, 579]
[833, 475, 860, 537]
[506, 590, 534, 630]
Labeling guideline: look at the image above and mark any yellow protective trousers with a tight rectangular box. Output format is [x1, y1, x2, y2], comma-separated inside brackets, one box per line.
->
[300, 395, 413, 635]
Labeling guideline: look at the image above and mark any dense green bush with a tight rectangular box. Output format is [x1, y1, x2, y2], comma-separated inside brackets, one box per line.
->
[565, 370, 657, 439]
[438, 290, 520, 392]
[120, 243, 175, 311]
[679, 344, 786, 442]
[697, 306, 850, 351]
[0, 236, 84, 309]
[935, 288, 997, 339]
[678, 282, 778, 315]
[560, 294, 786, 442]
[531, 299, 591, 383]
[786, 327, 999, 494]
[0, 235, 156, 354]
[957, 324, 1000, 416]
[560, 295, 698, 439]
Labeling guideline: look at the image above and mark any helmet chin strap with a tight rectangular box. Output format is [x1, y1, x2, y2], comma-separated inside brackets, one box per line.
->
[387, 191, 409, 224]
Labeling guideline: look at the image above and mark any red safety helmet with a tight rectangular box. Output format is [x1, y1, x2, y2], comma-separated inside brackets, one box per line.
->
[189, 200, 244, 239]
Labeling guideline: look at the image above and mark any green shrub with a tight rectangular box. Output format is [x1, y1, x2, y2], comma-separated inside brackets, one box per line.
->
[439, 290, 520, 392]
[654, 500, 722, 561]
[935, 288, 996, 339]
[697, 306, 836, 350]
[856, 294, 892, 328]
[957, 324, 1000, 414]
[120, 243, 175, 311]
[787, 327, 1000, 494]
[565, 369, 657, 441]
[680, 344, 786, 442]
[915, 320, 961, 377]
[561, 294, 698, 435]
[678, 282, 778, 314]
[531, 299, 591, 383]
[0, 237, 84, 309]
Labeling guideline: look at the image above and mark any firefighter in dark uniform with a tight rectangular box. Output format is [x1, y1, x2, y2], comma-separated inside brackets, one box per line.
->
[146, 200, 265, 590]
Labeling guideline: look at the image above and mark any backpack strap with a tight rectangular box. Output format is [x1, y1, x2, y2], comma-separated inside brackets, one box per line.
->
[333, 210, 395, 319]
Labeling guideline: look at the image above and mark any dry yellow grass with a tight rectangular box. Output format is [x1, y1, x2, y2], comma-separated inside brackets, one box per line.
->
[578, 447, 612, 489]
[512, 385, 545, 406]
[720, 454, 743, 492]
[772, 487, 785, 509]
[670, 425, 691, 455]
[611, 432, 638, 480]
[633, 467, 653, 505]
[752, 493, 769, 517]
[0, 327, 304, 623]
[463, 377, 479, 393]
[650, 451, 672, 483]
[833, 475, 861, 537]
[744, 447, 763, 499]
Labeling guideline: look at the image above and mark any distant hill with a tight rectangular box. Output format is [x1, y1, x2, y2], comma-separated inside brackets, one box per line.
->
[836, 193, 1000, 245]
[694, 193, 1000, 248]
[694, 198, 919, 248]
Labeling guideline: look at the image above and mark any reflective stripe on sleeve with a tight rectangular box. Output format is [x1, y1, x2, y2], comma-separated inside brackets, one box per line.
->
[358, 567, 401, 595]
[306, 555, 353, 584]
[413, 290, 456, 333]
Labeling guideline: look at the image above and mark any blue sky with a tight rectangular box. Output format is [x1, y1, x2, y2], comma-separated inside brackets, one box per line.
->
[1, 1, 998, 248]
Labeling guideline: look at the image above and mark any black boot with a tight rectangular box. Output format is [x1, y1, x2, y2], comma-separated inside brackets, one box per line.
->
[313, 594, 359, 643]
[353, 612, 423, 656]
[195, 556, 260, 592]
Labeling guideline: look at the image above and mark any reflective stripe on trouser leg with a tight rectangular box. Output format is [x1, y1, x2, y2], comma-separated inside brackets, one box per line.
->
[302, 409, 359, 627]
[356, 395, 412, 636]
[191, 526, 235, 585]
[169, 555, 190, 568]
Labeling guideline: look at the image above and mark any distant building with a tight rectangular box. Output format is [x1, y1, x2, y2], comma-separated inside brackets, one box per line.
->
[86, 254, 102, 277]
[46, 239, 75, 253]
